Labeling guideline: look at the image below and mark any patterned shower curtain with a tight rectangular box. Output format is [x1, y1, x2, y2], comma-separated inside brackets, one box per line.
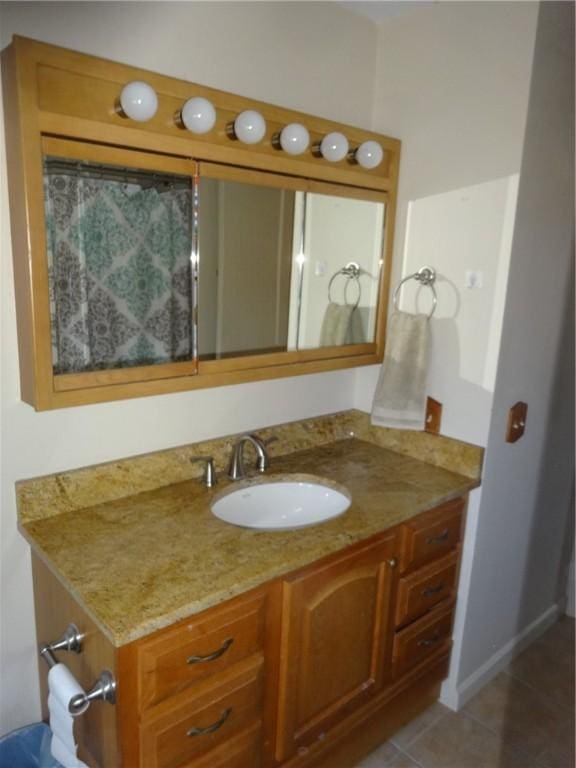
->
[44, 164, 193, 374]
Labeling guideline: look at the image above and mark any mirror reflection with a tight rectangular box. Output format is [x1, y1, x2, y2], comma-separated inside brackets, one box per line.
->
[289, 192, 385, 350]
[43, 158, 386, 376]
[198, 177, 295, 360]
[198, 176, 386, 359]
[43, 157, 194, 374]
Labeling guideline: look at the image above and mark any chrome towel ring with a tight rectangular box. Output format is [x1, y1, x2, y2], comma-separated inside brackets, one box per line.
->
[328, 261, 361, 308]
[393, 266, 437, 318]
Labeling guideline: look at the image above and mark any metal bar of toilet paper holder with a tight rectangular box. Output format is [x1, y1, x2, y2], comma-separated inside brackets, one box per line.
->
[39, 623, 117, 713]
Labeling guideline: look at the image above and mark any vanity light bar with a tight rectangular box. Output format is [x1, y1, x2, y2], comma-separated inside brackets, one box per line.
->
[118, 81, 384, 167]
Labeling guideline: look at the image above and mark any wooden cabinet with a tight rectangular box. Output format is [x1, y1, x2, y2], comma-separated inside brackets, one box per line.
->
[135, 593, 267, 710]
[119, 587, 280, 768]
[140, 657, 264, 768]
[392, 497, 465, 682]
[2, 36, 400, 411]
[31, 496, 467, 768]
[395, 550, 459, 628]
[275, 533, 398, 762]
[399, 497, 464, 573]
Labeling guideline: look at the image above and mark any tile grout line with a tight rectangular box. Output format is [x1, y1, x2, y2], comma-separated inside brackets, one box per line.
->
[503, 667, 575, 718]
[389, 706, 450, 753]
[393, 742, 427, 768]
[460, 709, 544, 762]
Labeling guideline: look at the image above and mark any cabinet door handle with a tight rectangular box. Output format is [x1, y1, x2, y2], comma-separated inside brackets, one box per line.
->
[421, 582, 445, 597]
[187, 707, 231, 737]
[387, 557, 398, 569]
[186, 637, 233, 665]
[426, 529, 449, 545]
[417, 630, 442, 648]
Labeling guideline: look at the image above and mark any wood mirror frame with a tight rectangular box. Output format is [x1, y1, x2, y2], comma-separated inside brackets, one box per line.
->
[2, 36, 401, 410]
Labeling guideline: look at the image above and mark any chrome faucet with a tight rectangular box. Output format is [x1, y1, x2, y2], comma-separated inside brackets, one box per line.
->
[228, 434, 270, 480]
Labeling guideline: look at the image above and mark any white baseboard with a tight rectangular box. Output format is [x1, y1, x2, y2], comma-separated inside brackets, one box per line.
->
[439, 603, 560, 711]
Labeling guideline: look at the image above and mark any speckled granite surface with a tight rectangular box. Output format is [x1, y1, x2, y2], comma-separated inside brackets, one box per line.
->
[17, 410, 482, 524]
[19, 424, 482, 647]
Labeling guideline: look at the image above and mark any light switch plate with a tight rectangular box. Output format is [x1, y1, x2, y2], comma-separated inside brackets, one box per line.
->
[425, 397, 442, 434]
[506, 401, 528, 443]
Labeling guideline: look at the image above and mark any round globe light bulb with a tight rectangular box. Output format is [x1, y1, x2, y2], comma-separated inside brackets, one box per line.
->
[320, 132, 349, 162]
[356, 141, 384, 169]
[234, 110, 266, 145]
[119, 81, 158, 122]
[181, 97, 216, 134]
[279, 123, 310, 156]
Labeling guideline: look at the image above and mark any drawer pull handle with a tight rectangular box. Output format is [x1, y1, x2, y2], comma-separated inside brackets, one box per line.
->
[187, 707, 231, 737]
[186, 637, 233, 665]
[426, 529, 449, 545]
[417, 630, 442, 648]
[421, 582, 445, 597]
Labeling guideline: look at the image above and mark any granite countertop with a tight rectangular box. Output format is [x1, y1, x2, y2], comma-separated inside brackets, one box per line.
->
[20, 436, 480, 647]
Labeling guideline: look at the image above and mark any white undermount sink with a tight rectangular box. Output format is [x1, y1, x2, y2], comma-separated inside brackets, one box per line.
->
[210, 475, 351, 531]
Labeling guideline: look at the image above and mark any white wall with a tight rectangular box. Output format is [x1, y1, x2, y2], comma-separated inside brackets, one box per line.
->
[456, 0, 575, 688]
[355, 0, 574, 709]
[353, 0, 541, 708]
[355, 0, 539, 434]
[0, 1, 377, 733]
[399, 173, 519, 445]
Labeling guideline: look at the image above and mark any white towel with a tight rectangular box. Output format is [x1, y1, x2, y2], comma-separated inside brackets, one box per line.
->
[319, 302, 355, 346]
[371, 311, 430, 430]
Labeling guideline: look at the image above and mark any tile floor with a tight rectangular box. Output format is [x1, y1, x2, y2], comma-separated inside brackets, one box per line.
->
[355, 616, 575, 768]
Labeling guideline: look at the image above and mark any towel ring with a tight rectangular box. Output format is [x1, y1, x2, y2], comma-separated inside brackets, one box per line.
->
[328, 262, 361, 308]
[393, 266, 437, 318]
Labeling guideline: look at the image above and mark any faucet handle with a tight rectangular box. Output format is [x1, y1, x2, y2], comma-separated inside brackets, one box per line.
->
[190, 456, 217, 488]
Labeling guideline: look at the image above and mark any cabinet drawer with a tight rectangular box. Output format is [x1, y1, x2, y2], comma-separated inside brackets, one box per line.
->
[141, 656, 264, 768]
[393, 603, 454, 678]
[179, 723, 261, 768]
[400, 498, 464, 573]
[137, 591, 266, 709]
[395, 550, 459, 627]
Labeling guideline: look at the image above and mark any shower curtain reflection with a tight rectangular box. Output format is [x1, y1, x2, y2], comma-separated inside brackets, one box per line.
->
[43, 158, 194, 374]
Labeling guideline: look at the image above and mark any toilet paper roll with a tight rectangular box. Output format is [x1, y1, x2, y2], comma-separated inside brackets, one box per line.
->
[51, 733, 85, 768]
[48, 664, 88, 715]
[48, 663, 89, 768]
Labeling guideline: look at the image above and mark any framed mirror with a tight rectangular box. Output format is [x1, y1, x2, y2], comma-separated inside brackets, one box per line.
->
[39, 137, 198, 393]
[197, 164, 387, 367]
[3, 36, 400, 409]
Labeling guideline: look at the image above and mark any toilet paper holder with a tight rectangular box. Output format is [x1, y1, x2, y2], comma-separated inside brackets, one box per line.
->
[40, 623, 117, 712]
[69, 670, 116, 714]
[40, 623, 84, 666]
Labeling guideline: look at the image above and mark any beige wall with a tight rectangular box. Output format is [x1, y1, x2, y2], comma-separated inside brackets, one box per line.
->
[355, 0, 538, 441]
[352, 0, 573, 709]
[456, 0, 574, 692]
[0, 1, 377, 733]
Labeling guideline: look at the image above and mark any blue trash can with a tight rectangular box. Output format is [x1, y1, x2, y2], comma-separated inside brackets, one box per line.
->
[0, 723, 63, 768]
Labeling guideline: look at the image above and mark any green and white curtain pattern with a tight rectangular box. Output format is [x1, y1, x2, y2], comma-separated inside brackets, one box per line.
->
[44, 162, 193, 374]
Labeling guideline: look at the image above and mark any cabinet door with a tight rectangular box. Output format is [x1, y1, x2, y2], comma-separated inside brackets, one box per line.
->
[275, 533, 397, 761]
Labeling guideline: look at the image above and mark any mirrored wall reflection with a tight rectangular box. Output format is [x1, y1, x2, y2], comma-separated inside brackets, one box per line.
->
[43, 157, 194, 374]
[288, 192, 385, 350]
[197, 177, 295, 359]
[197, 174, 386, 359]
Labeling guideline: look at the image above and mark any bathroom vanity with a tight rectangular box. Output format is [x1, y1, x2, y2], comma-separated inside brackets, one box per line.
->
[19, 411, 483, 768]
